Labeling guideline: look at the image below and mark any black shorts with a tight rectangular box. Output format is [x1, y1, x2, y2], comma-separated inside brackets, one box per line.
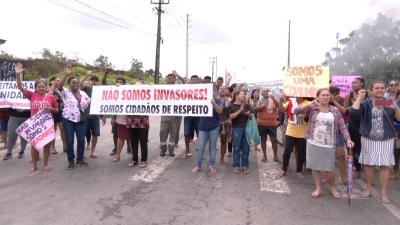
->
[258, 126, 277, 137]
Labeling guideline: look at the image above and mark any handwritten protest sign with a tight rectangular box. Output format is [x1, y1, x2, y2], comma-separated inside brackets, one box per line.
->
[283, 65, 329, 97]
[16, 110, 55, 151]
[90, 83, 214, 116]
[332, 75, 360, 97]
[0, 81, 34, 109]
[0, 60, 16, 81]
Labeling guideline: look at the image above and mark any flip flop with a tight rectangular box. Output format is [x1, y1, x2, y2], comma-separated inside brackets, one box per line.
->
[311, 191, 322, 198]
[90, 154, 98, 158]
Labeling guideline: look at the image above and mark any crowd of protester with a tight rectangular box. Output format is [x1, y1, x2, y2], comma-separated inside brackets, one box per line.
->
[1, 64, 400, 204]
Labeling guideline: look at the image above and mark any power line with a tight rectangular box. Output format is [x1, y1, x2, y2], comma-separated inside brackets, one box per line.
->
[47, 0, 130, 29]
[48, 0, 154, 36]
[73, 0, 133, 27]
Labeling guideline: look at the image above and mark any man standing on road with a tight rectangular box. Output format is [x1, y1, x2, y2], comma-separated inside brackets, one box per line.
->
[80, 71, 106, 158]
[159, 73, 181, 157]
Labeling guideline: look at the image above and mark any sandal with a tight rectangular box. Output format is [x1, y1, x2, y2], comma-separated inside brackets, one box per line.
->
[361, 191, 372, 198]
[128, 161, 138, 167]
[139, 162, 147, 168]
[273, 158, 282, 163]
[297, 173, 305, 180]
[112, 156, 120, 162]
[380, 196, 390, 204]
[90, 154, 98, 158]
[330, 190, 341, 199]
[311, 190, 322, 198]
[233, 167, 240, 174]
[261, 156, 267, 162]
[277, 171, 286, 177]
[243, 167, 250, 174]
[209, 167, 217, 174]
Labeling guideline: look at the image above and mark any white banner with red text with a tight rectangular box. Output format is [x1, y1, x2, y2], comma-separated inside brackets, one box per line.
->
[90, 83, 214, 116]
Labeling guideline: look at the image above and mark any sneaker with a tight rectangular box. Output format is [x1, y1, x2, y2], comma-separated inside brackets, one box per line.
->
[169, 151, 175, 157]
[67, 161, 75, 170]
[76, 160, 89, 167]
[192, 167, 201, 173]
[110, 149, 117, 156]
[17, 152, 24, 159]
[3, 153, 11, 160]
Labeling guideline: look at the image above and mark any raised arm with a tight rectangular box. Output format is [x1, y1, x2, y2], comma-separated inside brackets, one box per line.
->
[15, 63, 28, 96]
[59, 64, 72, 92]
[102, 68, 111, 85]
[80, 70, 92, 85]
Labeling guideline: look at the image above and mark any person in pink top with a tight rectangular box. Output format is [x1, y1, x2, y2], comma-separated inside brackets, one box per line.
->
[15, 63, 58, 173]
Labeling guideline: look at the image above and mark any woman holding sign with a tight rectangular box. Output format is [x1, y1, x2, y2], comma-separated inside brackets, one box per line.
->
[296, 88, 353, 199]
[15, 63, 58, 172]
[58, 65, 91, 170]
[350, 81, 400, 203]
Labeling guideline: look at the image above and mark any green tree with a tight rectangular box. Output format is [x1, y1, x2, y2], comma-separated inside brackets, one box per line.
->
[94, 55, 113, 68]
[324, 14, 400, 84]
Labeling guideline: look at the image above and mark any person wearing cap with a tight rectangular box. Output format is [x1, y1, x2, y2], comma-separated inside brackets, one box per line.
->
[80, 71, 106, 158]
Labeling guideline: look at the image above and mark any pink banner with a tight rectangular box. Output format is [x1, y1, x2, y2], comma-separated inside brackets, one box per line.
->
[16, 110, 55, 151]
[331, 75, 360, 97]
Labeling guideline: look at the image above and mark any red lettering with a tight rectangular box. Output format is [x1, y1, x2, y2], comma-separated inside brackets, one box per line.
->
[187, 89, 193, 100]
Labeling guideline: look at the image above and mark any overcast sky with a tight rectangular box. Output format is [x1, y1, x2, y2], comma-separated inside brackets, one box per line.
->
[1, 0, 399, 82]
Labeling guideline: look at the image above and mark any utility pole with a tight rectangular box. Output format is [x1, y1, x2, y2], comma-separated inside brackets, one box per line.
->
[186, 14, 189, 79]
[151, 0, 170, 84]
[215, 56, 218, 80]
[287, 20, 291, 68]
[335, 32, 340, 56]
[209, 56, 216, 82]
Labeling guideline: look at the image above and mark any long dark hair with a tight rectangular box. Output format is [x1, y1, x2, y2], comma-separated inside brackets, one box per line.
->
[251, 89, 259, 100]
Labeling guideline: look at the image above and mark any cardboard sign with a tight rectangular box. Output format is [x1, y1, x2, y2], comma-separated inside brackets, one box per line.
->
[331, 75, 360, 97]
[16, 110, 55, 151]
[283, 65, 329, 97]
[0, 60, 16, 81]
[90, 83, 214, 116]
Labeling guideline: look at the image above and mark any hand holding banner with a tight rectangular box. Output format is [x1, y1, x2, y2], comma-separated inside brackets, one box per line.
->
[16, 110, 55, 151]
[283, 65, 329, 97]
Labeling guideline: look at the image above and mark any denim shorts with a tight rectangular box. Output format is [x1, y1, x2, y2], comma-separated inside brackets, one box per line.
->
[54, 112, 63, 123]
[0, 119, 8, 132]
[184, 117, 199, 139]
[258, 126, 277, 137]
[86, 117, 100, 136]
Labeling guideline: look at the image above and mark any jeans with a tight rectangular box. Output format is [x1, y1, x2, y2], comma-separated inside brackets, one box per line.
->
[7, 116, 28, 154]
[129, 128, 149, 163]
[196, 127, 219, 168]
[232, 127, 250, 168]
[63, 118, 87, 162]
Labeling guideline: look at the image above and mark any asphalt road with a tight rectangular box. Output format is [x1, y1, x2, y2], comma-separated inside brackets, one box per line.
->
[0, 116, 400, 225]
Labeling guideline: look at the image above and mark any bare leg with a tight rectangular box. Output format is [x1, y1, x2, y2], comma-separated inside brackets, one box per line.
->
[270, 136, 281, 162]
[90, 136, 98, 156]
[58, 122, 66, 151]
[220, 134, 227, 163]
[311, 170, 322, 197]
[260, 135, 267, 161]
[30, 146, 39, 172]
[327, 171, 340, 198]
[379, 166, 390, 200]
[336, 147, 347, 184]
[113, 138, 125, 162]
[185, 138, 191, 155]
[364, 165, 374, 194]
[43, 143, 51, 171]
